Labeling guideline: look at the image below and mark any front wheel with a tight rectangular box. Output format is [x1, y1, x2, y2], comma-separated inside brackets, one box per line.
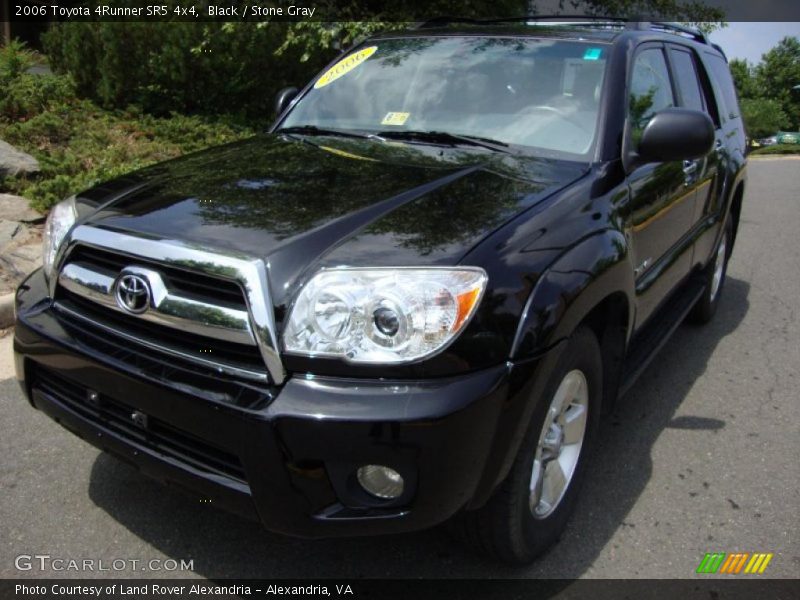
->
[452, 326, 602, 564]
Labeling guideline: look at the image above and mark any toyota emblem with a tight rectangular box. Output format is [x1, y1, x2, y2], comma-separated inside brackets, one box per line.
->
[115, 273, 150, 314]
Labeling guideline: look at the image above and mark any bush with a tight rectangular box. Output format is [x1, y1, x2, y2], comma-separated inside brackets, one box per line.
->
[43, 21, 332, 118]
[740, 97, 789, 141]
[0, 39, 36, 80]
[0, 38, 255, 213]
[751, 144, 800, 156]
[1, 100, 254, 212]
[0, 40, 77, 121]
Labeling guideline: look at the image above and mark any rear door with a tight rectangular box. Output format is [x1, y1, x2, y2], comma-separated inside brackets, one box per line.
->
[667, 44, 721, 251]
[625, 44, 696, 327]
[692, 50, 746, 264]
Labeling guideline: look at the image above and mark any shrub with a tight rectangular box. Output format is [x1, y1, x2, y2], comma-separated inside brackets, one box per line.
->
[0, 40, 77, 121]
[0, 39, 36, 80]
[740, 97, 789, 141]
[43, 21, 332, 118]
[751, 144, 800, 156]
[0, 37, 255, 213]
[0, 99, 253, 212]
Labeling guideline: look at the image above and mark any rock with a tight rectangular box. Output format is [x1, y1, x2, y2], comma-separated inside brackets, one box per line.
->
[0, 242, 41, 280]
[0, 193, 42, 222]
[0, 292, 14, 328]
[0, 219, 21, 248]
[0, 139, 40, 177]
[9, 243, 42, 263]
[0, 223, 43, 296]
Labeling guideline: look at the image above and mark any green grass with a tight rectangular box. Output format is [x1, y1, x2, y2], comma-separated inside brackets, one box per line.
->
[750, 144, 800, 156]
[1, 41, 255, 213]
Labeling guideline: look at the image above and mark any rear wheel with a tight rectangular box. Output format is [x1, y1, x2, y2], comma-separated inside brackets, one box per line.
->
[453, 326, 602, 564]
[689, 216, 733, 324]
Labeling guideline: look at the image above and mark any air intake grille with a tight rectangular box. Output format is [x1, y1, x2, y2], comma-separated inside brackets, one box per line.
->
[34, 367, 248, 484]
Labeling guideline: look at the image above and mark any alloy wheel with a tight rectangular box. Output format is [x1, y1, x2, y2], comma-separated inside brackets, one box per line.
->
[529, 369, 589, 518]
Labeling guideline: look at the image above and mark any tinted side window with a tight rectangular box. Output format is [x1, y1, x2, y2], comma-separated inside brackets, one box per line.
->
[704, 53, 740, 121]
[670, 49, 705, 112]
[629, 48, 675, 147]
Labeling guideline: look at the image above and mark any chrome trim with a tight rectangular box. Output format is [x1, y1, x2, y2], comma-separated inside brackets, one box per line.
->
[53, 303, 269, 383]
[53, 225, 287, 383]
[58, 263, 115, 305]
[58, 264, 255, 346]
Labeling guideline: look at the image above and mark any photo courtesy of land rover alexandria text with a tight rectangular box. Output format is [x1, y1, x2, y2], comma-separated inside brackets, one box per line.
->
[14, 19, 746, 563]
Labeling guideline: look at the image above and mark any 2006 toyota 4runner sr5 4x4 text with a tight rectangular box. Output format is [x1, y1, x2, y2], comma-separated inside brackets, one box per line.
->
[14, 19, 746, 563]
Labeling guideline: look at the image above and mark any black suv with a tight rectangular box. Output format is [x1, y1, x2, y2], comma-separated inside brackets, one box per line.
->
[14, 19, 746, 563]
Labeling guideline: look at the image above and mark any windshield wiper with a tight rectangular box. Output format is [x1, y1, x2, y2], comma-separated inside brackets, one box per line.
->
[277, 125, 370, 139]
[279, 126, 511, 154]
[375, 130, 510, 154]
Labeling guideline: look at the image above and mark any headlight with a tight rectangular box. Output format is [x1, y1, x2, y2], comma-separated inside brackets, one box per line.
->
[283, 267, 487, 364]
[42, 196, 77, 279]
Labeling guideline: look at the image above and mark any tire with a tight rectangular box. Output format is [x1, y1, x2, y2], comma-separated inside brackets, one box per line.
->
[689, 216, 733, 324]
[452, 326, 602, 564]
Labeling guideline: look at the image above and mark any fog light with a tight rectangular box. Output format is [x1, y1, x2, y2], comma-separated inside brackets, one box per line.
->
[356, 465, 404, 499]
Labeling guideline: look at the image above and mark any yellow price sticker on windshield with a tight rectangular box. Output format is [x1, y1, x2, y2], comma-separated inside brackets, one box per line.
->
[319, 146, 377, 162]
[314, 46, 377, 89]
[381, 112, 410, 126]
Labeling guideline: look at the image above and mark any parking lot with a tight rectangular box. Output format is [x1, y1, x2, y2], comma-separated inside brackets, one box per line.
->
[1, 158, 798, 579]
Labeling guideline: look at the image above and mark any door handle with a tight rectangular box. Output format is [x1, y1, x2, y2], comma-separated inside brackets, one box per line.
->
[683, 160, 698, 186]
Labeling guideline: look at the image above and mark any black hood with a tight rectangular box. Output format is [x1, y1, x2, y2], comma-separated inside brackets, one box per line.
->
[80, 133, 587, 306]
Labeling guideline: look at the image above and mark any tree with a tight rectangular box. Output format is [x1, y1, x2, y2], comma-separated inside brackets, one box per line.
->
[42, 0, 725, 118]
[277, 0, 724, 64]
[729, 58, 757, 100]
[739, 97, 788, 140]
[755, 36, 800, 130]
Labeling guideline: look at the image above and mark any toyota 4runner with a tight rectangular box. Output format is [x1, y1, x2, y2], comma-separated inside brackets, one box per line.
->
[14, 19, 746, 563]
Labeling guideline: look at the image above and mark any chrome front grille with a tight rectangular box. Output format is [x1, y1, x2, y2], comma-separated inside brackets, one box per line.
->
[51, 226, 286, 384]
[58, 261, 255, 345]
[65, 245, 247, 307]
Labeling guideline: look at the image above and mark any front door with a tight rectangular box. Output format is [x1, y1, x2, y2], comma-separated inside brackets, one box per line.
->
[625, 45, 697, 327]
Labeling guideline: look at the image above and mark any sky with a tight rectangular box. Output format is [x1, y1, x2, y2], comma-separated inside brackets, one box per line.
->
[709, 22, 800, 64]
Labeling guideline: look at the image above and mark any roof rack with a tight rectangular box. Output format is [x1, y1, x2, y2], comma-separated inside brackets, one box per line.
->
[415, 16, 479, 28]
[415, 16, 711, 47]
[416, 15, 627, 29]
[626, 21, 709, 44]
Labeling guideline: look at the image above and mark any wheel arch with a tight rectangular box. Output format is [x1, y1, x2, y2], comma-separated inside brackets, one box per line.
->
[469, 231, 635, 508]
[728, 179, 745, 250]
[511, 229, 635, 364]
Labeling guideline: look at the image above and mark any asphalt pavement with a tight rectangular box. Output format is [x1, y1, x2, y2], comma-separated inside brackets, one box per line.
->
[1, 158, 798, 580]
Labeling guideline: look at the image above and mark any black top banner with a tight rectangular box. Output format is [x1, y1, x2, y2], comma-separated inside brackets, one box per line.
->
[7, 0, 800, 23]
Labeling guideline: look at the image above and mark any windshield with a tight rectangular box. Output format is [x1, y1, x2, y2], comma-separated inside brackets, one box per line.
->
[280, 36, 609, 159]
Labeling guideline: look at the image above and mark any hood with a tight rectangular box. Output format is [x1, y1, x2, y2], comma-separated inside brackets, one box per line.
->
[81, 133, 587, 306]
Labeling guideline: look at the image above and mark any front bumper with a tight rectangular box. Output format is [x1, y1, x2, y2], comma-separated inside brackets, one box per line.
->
[14, 270, 556, 538]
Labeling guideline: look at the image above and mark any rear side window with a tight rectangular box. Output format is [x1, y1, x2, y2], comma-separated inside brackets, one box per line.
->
[629, 48, 675, 147]
[704, 53, 740, 121]
[670, 49, 705, 112]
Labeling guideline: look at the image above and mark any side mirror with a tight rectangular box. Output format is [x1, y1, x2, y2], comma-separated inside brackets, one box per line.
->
[274, 86, 299, 116]
[630, 108, 715, 168]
